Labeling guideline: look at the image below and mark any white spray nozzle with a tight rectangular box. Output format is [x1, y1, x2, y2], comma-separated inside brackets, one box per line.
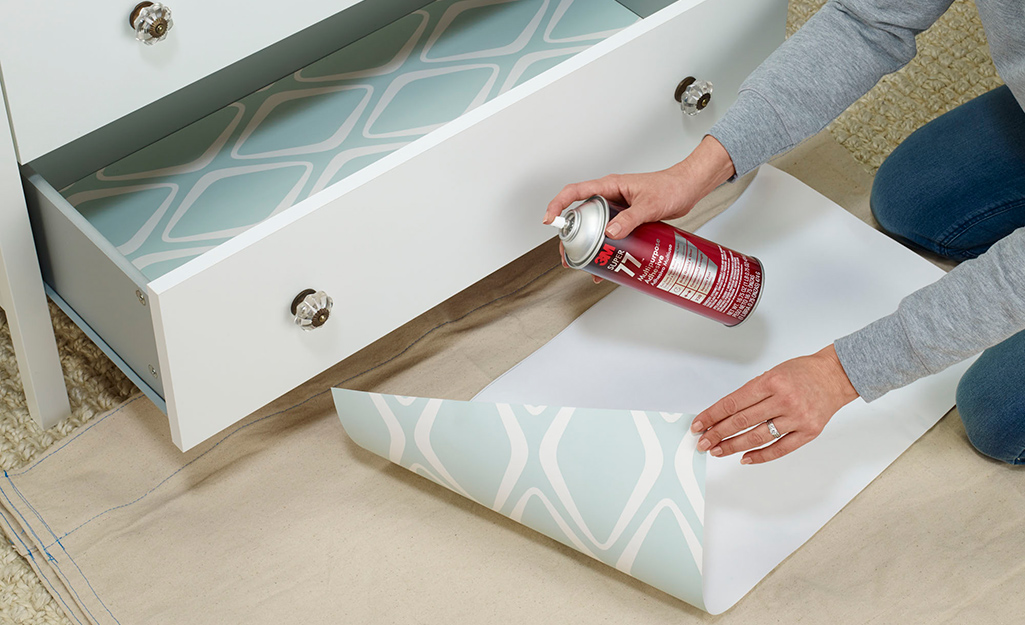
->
[550, 215, 567, 230]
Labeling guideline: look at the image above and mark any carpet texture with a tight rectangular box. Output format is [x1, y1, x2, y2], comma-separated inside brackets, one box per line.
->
[791, 0, 1004, 170]
[0, 1, 1004, 622]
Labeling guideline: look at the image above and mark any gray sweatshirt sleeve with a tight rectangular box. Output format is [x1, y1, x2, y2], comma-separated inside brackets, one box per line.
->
[708, 0, 1025, 401]
[835, 228, 1025, 401]
[709, 0, 954, 176]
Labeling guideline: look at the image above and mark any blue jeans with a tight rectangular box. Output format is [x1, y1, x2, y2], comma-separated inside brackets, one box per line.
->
[871, 85, 1025, 465]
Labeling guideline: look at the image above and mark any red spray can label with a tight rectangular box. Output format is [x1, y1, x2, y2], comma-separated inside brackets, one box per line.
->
[553, 195, 763, 326]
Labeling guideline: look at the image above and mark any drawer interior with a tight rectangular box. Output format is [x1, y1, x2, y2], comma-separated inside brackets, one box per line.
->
[56, 0, 642, 281]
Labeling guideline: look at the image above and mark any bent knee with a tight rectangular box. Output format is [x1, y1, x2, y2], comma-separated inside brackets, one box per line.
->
[957, 378, 1025, 465]
[869, 146, 943, 249]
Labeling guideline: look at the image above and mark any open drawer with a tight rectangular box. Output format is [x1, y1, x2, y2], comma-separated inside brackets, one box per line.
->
[23, 0, 786, 450]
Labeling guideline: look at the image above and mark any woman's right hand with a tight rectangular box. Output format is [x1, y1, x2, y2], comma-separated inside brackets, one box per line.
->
[544, 134, 737, 241]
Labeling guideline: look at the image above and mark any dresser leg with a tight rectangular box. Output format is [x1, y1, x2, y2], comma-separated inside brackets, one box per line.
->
[1, 97, 71, 429]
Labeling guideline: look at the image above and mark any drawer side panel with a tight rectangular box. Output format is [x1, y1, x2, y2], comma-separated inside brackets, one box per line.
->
[24, 169, 166, 400]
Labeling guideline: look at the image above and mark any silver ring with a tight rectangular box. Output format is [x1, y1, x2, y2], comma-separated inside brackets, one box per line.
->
[766, 419, 782, 439]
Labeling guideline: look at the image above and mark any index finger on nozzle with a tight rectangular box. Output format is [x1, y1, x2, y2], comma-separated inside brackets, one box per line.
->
[544, 188, 576, 224]
[544, 181, 599, 224]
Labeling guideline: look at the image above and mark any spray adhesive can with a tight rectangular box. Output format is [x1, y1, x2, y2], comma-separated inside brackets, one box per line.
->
[551, 195, 764, 326]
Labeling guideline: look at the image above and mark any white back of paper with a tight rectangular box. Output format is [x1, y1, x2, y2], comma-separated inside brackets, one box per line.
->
[475, 166, 972, 613]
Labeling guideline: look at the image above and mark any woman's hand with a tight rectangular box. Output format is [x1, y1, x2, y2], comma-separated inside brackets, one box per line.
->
[544, 135, 736, 240]
[690, 345, 860, 464]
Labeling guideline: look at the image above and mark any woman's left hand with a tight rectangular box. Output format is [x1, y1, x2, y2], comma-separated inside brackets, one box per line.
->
[690, 344, 860, 464]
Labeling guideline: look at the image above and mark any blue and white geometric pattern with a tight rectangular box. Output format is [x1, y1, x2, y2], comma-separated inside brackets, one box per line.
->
[332, 388, 707, 610]
[61, 0, 639, 280]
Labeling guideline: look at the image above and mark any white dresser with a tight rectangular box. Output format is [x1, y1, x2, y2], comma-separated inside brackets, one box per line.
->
[0, 0, 786, 450]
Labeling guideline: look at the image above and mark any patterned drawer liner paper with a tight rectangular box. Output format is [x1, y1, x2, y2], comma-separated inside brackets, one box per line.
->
[59, 0, 639, 281]
[332, 389, 708, 611]
[330, 167, 975, 615]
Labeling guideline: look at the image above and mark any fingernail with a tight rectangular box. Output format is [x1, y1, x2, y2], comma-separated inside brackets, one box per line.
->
[697, 439, 711, 452]
[606, 223, 621, 238]
[741, 457, 753, 465]
[690, 420, 703, 432]
[710, 447, 722, 457]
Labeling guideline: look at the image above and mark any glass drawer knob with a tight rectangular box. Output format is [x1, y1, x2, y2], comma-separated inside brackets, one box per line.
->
[130, 2, 174, 45]
[674, 77, 713, 116]
[291, 289, 333, 331]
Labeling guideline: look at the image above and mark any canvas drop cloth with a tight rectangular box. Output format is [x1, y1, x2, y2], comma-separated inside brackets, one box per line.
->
[1, 135, 1022, 624]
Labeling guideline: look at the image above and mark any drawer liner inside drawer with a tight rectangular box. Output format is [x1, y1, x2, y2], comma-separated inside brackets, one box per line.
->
[60, 0, 638, 280]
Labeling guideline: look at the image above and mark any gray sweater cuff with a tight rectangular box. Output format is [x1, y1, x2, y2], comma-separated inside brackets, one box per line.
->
[708, 89, 795, 178]
[834, 316, 930, 403]
[833, 228, 1025, 402]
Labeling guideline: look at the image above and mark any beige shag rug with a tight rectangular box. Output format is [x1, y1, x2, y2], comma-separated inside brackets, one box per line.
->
[0, 1, 1005, 622]
[792, 0, 1004, 170]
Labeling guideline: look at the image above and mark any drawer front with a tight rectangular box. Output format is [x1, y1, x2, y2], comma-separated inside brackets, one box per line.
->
[151, 0, 787, 451]
[0, 0, 372, 162]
